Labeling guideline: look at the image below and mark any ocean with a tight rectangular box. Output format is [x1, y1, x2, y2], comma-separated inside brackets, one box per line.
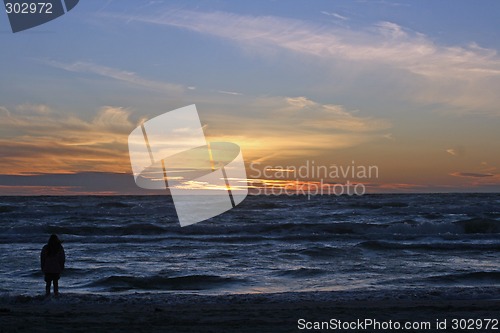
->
[1, 194, 499, 298]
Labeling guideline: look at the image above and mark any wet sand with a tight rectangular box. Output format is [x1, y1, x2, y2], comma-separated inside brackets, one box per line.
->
[1, 290, 499, 332]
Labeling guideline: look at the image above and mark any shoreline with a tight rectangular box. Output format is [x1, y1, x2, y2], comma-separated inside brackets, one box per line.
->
[1, 289, 499, 332]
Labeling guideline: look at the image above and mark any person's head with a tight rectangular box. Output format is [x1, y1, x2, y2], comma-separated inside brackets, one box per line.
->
[47, 234, 62, 255]
[48, 234, 60, 245]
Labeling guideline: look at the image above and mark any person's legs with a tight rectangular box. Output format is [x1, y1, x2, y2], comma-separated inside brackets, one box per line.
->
[53, 279, 59, 296]
[44, 275, 51, 296]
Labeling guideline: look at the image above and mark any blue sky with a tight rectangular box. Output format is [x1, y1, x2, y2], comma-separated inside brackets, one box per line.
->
[1, 0, 500, 194]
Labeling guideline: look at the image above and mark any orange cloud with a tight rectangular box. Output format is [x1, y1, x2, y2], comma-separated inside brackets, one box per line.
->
[203, 96, 391, 163]
[0, 105, 136, 175]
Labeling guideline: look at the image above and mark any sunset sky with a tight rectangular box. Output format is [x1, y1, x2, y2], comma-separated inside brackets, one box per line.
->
[1, 0, 500, 195]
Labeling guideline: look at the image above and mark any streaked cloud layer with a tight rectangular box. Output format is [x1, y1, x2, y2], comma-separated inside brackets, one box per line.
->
[0, 104, 135, 174]
[1, 1, 499, 193]
[107, 9, 500, 114]
[0, 95, 390, 175]
[45, 60, 185, 93]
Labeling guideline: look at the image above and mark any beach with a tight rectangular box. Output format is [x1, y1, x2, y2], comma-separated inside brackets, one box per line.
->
[2, 0, 500, 331]
[1, 194, 499, 332]
[1, 289, 499, 332]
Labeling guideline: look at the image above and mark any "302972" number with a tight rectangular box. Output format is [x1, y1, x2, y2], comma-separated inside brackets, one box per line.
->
[5, 2, 53, 14]
[451, 318, 499, 330]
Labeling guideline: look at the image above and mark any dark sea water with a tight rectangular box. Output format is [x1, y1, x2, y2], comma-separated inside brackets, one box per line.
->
[1, 194, 499, 298]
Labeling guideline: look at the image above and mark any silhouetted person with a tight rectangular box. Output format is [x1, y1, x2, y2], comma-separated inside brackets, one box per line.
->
[41, 234, 65, 297]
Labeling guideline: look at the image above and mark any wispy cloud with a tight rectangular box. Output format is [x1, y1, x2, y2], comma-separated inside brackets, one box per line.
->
[451, 172, 494, 178]
[448, 159, 500, 188]
[217, 90, 243, 96]
[354, 0, 411, 7]
[320, 11, 348, 21]
[107, 10, 500, 78]
[446, 146, 465, 157]
[44, 60, 184, 93]
[449, 163, 500, 188]
[105, 9, 500, 114]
